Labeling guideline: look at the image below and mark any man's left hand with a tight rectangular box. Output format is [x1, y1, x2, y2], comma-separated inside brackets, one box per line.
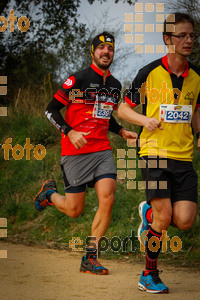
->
[120, 128, 138, 141]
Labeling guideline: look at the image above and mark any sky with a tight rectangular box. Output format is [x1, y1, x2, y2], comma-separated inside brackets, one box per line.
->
[78, 0, 175, 84]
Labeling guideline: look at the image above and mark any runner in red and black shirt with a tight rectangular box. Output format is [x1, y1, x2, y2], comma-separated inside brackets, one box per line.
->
[34, 31, 137, 275]
[47, 61, 123, 155]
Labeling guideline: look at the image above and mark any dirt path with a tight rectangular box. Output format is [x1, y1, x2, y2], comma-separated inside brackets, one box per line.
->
[0, 242, 200, 300]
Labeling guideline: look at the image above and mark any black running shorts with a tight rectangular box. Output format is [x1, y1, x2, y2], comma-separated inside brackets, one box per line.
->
[140, 156, 198, 204]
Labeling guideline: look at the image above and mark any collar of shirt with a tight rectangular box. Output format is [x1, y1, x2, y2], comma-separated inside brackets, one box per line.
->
[90, 63, 111, 77]
[162, 55, 189, 78]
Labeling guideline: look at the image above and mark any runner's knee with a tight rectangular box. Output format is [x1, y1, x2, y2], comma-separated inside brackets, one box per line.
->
[99, 194, 115, 213]
[152, 203, 172, 229]
[62, 200, 84, 218]
[152, 210, 172, 229]
[174, 216, 195, 230]
[156, 214, 171, 229]
[67, 207, 84, 218]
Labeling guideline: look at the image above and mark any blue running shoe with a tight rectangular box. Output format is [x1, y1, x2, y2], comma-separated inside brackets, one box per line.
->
[138, 270, 169, 293]
[138, 201, 152, 241]
[34, 179, 57, 212]
[80, 254, 108, 275]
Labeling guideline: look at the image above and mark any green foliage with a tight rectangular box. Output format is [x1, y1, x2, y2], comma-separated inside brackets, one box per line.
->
[0, 0, 137, 107]
[0, 111, 59, 146]
[0, 0, 87, 105]
[1, 100, 200, 267]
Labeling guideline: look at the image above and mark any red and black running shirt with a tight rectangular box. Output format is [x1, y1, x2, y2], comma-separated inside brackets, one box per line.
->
[53, 64, 122, 155]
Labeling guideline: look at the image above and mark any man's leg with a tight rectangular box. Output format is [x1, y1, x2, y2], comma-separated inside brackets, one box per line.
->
[138, 198, 171, 294]
[172, 201, 197, 230]
[146, 198, 172, 276]
[51, 191, 85, 218]
[34, 179, 86, 218]
[138, 200, 196, 233]
[80, 177, 116, 275]
[151, 198, 172, 232]
[92, 177, 116, 243]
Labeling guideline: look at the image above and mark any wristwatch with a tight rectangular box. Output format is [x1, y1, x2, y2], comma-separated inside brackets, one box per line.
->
[61, 124, 73, 135]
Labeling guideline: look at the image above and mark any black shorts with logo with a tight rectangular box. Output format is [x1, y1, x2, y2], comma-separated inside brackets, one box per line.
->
[140, 156, 198, 204]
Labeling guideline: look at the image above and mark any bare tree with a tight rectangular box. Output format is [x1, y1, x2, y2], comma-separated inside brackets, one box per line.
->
[60, 9, 137, 85]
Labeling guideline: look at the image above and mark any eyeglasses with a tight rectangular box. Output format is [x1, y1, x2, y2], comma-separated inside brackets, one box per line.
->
[170, 34, 195, 41]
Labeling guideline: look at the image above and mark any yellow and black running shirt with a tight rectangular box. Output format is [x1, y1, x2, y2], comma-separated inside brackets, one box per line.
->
[125, 55, 200, 161]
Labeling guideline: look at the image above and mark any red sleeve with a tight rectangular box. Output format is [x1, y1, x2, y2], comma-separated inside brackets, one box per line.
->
[54, 89, 70, 106]
[54, 75, 77, 106]
[195, 93, 200, 109]
[124, 96, 137, 108]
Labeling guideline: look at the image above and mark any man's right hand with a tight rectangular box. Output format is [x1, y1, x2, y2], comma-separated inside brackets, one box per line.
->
[68, 130, 90, 149]
[144, 117, 163, 132]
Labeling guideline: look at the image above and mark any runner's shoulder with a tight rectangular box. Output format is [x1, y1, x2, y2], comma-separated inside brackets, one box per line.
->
[188, 61, 200, 77]
[108, 74, 122, 90]
[62, 67, 91, 90]
[70, 66, 91, 82]
[136, 57, 163, 81]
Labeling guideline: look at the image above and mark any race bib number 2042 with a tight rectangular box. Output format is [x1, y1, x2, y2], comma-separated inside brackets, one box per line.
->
[160, 104, 192, 123]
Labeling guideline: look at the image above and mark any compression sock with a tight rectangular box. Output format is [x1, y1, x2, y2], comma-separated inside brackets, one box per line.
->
[144, 226, 162, 275]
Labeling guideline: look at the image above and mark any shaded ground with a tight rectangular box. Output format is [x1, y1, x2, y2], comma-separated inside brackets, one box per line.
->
[0, 242, 200, 300]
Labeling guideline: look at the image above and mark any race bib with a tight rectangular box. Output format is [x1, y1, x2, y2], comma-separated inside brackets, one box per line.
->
[160, 105, 192, 123]
[93, 102, 113, 119]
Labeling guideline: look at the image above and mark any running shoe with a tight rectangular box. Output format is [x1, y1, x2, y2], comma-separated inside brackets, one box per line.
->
[80, 254, 108, 275]
[34, 179, 57, 212]
[138, 270, 169, 293]
[138, 201, 152, 241]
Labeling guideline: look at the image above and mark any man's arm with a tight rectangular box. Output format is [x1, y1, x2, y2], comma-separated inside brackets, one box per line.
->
[45, 98, 73, 134]
[109, 114, 137, 140]
[192, 108, 200, 148]
[45, 98, 90, 150]
[108, 115, 123, 134]
[117, 102, 163, 131]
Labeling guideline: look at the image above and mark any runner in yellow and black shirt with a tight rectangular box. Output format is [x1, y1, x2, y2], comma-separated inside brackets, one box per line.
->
[125, 54, 200, 161]
[118, 13, 200, 294]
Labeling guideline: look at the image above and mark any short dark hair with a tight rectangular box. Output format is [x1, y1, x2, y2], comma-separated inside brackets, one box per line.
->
[163, 12, 194, 36]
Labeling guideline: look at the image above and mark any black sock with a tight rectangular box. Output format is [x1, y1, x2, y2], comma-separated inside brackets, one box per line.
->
[86, 247, 97, 258]
[45, 190, 56, 203]
[145, 226, 162, 274]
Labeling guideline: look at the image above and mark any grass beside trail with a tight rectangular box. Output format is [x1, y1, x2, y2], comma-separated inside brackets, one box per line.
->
[0, 103, 200, 268]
